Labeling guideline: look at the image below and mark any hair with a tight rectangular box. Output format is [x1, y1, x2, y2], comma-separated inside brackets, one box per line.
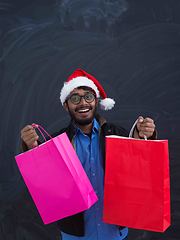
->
[77, 86, 96, 94]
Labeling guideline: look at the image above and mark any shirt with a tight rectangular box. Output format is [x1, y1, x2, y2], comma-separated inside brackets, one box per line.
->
[61, 119, 128, 240]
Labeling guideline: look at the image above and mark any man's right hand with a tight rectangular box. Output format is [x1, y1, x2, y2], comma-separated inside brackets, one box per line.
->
[21, 125, 39, 149]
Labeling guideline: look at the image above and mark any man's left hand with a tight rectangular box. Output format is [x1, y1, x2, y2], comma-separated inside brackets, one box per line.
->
[135, 116, 156, 139]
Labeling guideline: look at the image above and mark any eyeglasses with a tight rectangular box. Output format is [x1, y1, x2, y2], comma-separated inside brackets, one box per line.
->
[68, 92, 96, 105]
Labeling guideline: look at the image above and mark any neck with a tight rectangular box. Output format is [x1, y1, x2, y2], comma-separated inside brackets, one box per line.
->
[77, 122, 93, 134]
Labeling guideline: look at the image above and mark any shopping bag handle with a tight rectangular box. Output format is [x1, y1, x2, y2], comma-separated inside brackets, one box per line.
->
[32, 123, 52, 142]
[129, 119, 147, 140]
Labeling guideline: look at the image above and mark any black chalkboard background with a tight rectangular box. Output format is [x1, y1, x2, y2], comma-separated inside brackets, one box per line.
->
[0, 0, 180, 239]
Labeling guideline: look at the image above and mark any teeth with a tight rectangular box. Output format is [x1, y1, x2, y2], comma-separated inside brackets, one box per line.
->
[78, 109, 89, 113]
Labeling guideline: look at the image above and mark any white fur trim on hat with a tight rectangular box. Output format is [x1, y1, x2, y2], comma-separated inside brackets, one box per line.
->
[60, 77, 100, 105]
[99, 98, 115, 110]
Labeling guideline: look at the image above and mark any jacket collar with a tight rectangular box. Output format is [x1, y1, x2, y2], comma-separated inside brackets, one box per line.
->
[66, 113, 106, 140]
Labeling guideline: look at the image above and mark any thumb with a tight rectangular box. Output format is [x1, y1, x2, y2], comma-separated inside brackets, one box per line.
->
[32, 140, 38, 148]
[137, 116, 144, 123]
[136, 116, 144, 132]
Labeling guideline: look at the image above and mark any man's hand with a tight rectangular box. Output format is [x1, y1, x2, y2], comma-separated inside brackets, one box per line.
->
[134, 116, 156, 139]
[21, 125, 39, 149]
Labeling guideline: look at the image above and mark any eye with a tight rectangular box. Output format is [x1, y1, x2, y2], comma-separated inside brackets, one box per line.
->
[85, 92, 95, 101]
[70, 94, 80, 103]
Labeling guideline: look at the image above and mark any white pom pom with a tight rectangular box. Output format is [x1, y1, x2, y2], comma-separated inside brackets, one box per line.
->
[99, 98, 115, 110]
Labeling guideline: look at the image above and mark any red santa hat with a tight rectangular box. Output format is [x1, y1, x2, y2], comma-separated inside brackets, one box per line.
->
[60, 69, 115, 110]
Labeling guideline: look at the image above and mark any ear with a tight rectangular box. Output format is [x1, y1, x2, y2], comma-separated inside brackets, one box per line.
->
[63, 102, 69, 112]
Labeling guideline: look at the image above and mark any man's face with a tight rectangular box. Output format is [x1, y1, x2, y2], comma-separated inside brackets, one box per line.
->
[64, 88, 98, 126]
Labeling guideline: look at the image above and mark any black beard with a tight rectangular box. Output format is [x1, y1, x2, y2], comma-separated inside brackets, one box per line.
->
[73, 117, 94, 126]
[68, 106, 97, 126]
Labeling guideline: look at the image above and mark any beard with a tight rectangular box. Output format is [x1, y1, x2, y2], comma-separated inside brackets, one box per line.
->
[68, 105, 97, 126]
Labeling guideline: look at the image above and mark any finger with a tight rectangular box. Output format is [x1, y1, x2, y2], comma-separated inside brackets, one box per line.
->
[21, 129, 38, 138]
[21, 125, 34, 133]
[22, 135, 39, 147]
[143, 117, 154, 124]
[139, 125, 155, 134]
[26, 138, 39, 148]
[21, 132, 38, 143]
[137, 116, 144, 123]
[138, 131, 146, 138]
[31, 141, 38, 148]
[139, 125, 155, 132]
[141, 122, 155, 128]
[21, 127, 34, 138]
[136, 116, 144, 131]
[139, 130, 155, 138]
[23, 134, 39, 142]
[140, 131, 153, 136]
[138, 131, 152, 138]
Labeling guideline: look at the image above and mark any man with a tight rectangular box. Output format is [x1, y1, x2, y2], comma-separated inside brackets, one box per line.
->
[21, 69, 156, 240]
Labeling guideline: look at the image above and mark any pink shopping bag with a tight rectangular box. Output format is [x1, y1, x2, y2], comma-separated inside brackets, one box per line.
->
[15, 124, 98, 224]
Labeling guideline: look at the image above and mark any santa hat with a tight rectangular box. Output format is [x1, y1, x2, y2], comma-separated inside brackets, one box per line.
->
[60, 69, 115, 110]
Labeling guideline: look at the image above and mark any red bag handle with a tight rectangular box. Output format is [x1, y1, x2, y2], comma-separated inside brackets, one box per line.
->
[32, 123, 52, 142]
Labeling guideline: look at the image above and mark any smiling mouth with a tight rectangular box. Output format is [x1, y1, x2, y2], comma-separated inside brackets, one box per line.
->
[77, 108, 90, 113]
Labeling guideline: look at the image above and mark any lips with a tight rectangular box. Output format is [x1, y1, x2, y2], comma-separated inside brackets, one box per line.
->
[76, 107, 92, 113]
[77, 108, 90, 113]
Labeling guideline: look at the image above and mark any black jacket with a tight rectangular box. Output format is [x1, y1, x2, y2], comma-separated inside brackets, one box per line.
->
[53, 116, 128, 237]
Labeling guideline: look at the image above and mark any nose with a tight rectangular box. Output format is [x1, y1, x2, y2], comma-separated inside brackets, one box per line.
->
[79, 96, 87, 104]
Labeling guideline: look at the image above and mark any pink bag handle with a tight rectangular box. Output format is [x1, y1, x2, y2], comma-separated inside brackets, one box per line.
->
[32, 123, 52, 142]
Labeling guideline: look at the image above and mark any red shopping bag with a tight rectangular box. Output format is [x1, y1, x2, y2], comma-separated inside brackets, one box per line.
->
[103, 136, 170, 232]
[15, 124, 98, 224]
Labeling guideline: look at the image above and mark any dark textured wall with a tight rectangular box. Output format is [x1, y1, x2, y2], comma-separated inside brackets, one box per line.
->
[0, 0, 180, 239]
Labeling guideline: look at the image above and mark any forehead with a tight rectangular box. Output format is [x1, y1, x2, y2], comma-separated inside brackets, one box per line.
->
[70, 87, 95, 95]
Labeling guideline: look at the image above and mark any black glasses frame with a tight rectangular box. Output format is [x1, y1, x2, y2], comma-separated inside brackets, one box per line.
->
[68, 92, 96, 105]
